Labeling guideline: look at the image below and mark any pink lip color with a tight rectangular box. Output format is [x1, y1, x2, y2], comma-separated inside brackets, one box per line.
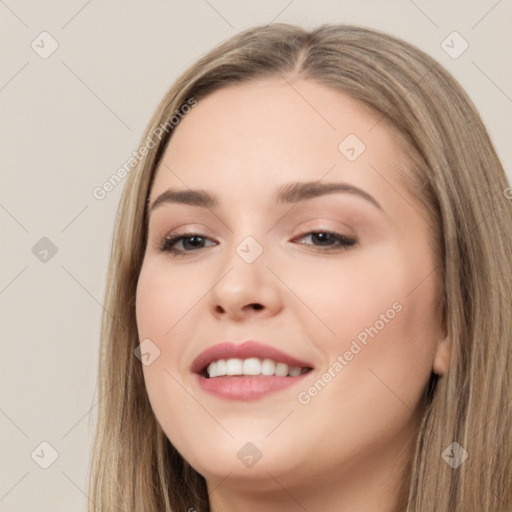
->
[190, 340, 313, 401]
[195, 373, 309, 400]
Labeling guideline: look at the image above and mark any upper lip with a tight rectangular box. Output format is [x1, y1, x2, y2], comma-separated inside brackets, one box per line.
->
[190, 340, 314, 375]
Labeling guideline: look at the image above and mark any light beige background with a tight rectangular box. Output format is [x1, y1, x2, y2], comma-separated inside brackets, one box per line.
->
[1, 1, 510, 510]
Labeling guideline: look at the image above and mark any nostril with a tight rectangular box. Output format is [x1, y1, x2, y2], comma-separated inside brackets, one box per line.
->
[214, 303, 264, 315]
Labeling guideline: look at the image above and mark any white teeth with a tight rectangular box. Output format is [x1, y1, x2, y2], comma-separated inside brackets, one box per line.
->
[216, 359, 227, 376]
[275, 362, 289, 377]
[226, 358, 243, 375]
[206, 358, 307, 378]
[261, 358, 276, 375]
[242, 357, 261, 375]
[208, 361, 217, 378]
[289, 366, 302, 377]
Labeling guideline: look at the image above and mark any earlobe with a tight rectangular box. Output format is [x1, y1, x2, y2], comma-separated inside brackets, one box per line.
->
[432, 302, 450, 376]
[433, 333, 451, 376]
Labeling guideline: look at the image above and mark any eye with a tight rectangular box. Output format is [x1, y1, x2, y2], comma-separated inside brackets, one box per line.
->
[293, 231, 357, 251]
[158, 230, 356, 256]
[159, 233, 217, 255]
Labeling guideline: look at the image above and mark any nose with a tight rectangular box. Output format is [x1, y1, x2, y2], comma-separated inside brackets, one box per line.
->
[208, 240, 284, 321]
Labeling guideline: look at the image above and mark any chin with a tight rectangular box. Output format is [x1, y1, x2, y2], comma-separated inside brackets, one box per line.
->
[171, 429, 307, 484]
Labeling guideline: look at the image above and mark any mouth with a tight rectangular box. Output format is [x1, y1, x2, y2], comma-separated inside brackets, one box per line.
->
[191, 340, 314, 400]
[203, 357, 311, 378]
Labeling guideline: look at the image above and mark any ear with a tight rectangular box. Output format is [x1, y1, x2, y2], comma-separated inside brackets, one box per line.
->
[433, 320, 451, 376]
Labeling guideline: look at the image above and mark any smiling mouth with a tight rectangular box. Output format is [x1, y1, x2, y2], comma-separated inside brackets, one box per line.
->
[191, 340, 314, 399]
[203, 357, 312, 378]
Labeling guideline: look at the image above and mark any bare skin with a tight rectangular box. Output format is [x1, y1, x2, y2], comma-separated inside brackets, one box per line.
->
[135, 77, 450, 512]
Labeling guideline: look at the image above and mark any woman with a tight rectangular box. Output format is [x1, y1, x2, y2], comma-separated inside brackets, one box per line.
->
[88, 23, 512, 511]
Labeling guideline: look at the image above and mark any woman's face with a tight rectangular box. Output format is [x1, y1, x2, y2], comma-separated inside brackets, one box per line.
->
[136, 78, 450, 505]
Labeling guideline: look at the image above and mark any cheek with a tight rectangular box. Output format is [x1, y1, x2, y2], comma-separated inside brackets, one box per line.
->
[135, 262, 188, 398]
[296, 244, 440, 395]
[286, 257, 439, 460]
[135, 262, 201, 448]
[135, 259, 201, 342]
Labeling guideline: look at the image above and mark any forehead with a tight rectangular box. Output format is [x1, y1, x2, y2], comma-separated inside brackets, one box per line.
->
[150, 78, 409, 205]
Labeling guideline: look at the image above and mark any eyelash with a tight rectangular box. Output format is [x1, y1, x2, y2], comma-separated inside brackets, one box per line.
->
[158, 230, 357, 256]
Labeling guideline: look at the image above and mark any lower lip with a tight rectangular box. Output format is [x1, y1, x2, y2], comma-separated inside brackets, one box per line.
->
[194, 373, 310, 400]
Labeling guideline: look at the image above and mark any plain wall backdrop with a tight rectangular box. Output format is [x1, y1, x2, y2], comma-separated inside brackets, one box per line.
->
[1, 1, 511, 510]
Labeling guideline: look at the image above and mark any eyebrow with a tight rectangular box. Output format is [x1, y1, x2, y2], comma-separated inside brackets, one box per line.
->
[148, 181, 383, 214]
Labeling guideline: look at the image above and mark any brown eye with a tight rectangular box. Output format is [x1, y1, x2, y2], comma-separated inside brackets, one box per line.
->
[160, 233, 217, 255]
[294, 231, 357, 250]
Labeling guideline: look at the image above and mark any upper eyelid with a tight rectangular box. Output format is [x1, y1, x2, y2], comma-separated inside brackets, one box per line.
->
[160, 227, 352, 240]
[159, 217, 355, 236]
[159, 229, 356, 250]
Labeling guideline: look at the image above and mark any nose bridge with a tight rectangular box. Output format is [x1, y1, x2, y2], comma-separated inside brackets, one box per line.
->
[224, 211, 270, 269]
[208, 225, 282, 319]
[223, 232, 269, 294]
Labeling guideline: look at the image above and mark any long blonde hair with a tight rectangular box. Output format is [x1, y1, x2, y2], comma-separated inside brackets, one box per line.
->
[88, 23, 512, 511]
